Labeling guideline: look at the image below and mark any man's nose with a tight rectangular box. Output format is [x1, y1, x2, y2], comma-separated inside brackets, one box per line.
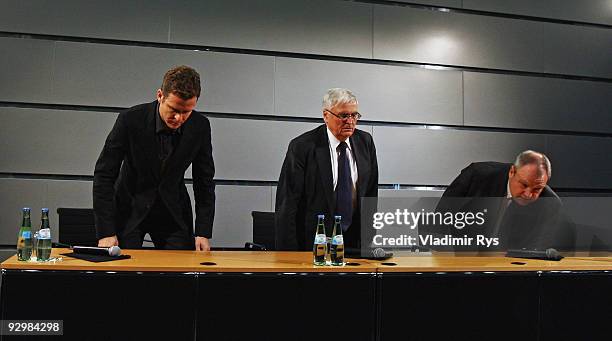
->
[522, 191, 534, 199]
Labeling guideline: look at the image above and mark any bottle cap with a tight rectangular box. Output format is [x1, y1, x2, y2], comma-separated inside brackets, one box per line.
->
[42, 208, 49, 213]
[317, 214, 324, 219]
[335, 215, 341, 219]
[22, 207, 31, 211]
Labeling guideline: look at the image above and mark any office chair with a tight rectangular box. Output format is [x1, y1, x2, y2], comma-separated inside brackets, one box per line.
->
[56, 208, 157, 249]
[248, 211, 276, 251]
[56, 208, 98, 247]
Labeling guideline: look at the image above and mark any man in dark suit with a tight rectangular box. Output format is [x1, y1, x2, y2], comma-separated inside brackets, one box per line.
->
[275, 88, 378, 252]
[93, 66, 215, 251]
[435, 150, 574, 251]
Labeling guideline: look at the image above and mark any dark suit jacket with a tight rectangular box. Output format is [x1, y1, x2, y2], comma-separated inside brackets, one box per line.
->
[275, 124, 378, 251]
[436, 162, 574, 251]
[93, 101, 215, 239]
[442, 162, 557, 198]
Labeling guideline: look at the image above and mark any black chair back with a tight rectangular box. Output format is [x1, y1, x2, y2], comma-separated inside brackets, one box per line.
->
[56, 208, 97, 247]
[251, 211, 275, 251]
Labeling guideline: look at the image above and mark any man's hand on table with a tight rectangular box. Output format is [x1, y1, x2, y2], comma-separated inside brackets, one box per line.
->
[98, 235, 119, 247]
[195, 237, 210, 251]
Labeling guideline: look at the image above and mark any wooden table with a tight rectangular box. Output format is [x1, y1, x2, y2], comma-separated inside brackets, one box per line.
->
[1, 249, 378, 341]
[1, 250, 611, 341]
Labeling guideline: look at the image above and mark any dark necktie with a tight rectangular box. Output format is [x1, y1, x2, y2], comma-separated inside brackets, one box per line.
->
[336, 142, 353, 231]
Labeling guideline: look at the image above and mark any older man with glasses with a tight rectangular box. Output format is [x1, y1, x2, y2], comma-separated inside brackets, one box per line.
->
[275, 88, 379, 252]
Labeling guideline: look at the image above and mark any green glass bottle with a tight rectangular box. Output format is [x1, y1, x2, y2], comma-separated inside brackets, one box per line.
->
[36, 208, 52, 262]
[330, 215, 345, 266]
[17, 207, 32, 261]
[313, 214, 327, 266]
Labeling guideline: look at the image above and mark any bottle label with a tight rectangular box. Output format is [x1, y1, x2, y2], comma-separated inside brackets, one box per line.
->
[314, 234, 326, 245]
[38, 228, 51, 239]
[332, 235, 344, 245]
[21, 231, 31, 239]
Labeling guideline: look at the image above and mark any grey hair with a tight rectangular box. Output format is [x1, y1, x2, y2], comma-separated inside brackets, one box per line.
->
[322, 88, 358, 110]
[514, 150, 552, 178]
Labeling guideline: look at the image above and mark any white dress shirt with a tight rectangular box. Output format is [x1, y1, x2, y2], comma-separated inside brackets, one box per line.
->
[506, 181, 512, 199]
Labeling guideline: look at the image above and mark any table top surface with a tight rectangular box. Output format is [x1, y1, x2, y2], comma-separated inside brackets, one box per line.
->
[1, 249, 378, 272]
[2, 249, 611, 273]
[373, 252, 612, 272]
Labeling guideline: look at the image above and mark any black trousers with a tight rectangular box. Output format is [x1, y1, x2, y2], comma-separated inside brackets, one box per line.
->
[119, 197, 195, 250]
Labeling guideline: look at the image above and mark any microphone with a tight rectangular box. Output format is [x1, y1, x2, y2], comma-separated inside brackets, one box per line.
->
[506, 248, 563, 261]
[372, 247, 392, 259]
[244, 242, 267, 251]
[72, 245, 122, 257]
[346, 247, 394, 260]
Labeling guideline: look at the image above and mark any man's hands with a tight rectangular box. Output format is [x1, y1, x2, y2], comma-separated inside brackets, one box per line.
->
[98, 235, 210, 251]
[98, 235, 119, 247]
[195, 236, 210, 251]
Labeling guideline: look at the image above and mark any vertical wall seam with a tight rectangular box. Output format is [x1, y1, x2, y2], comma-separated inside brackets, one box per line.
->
[272, 57, 277, 116]
[461, 71, 465, 125]
[50, 41, 57, 100]
[167, 15, 172, 43]
[371, 4, 375, 59]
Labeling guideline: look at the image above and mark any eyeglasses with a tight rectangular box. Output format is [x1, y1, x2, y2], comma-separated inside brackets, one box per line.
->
[325, 109, 362, 121]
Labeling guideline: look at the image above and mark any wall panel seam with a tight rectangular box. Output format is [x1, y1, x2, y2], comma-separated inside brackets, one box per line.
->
[349, 0, 612, 29]
[1, 174, 611, 193]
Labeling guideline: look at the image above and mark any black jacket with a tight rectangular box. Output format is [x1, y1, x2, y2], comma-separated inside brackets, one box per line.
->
[93, 101, 215, 239]
[436, 162, 574, 251]
[275, 125, 378, 251]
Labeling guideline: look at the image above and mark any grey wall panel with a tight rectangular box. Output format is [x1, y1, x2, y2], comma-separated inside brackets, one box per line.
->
[541, 23, 612, 77]
[271, 186, 277, 211]
[187, 184, 272, 248]
[52, 42, 168, 107]
[464, 72, 612, 133]
[546, 135, 612, 189]
[170, 0, 373, 58]
[374, 126, 546, 185]
[0, 109, 335, 182]
[52, 42, 275, 114]
[373, 5, 612, 77]
[274, 58, 463, 125]
[208, 118, 321, 181]
[374, 6, 543, 72]
[463, 0, 612, 26]
[0, 38, 54, 103]
[0, 0, 170, 42]
[0, 108, 115, 175]
[209, 118, 375, 182]
[0, 179, 46, 245]
[45, 180, 93, 242]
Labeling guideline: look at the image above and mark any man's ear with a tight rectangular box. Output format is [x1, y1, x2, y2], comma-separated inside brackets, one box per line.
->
[156, 89, 163, 102]
[509, 165, 516, 178]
